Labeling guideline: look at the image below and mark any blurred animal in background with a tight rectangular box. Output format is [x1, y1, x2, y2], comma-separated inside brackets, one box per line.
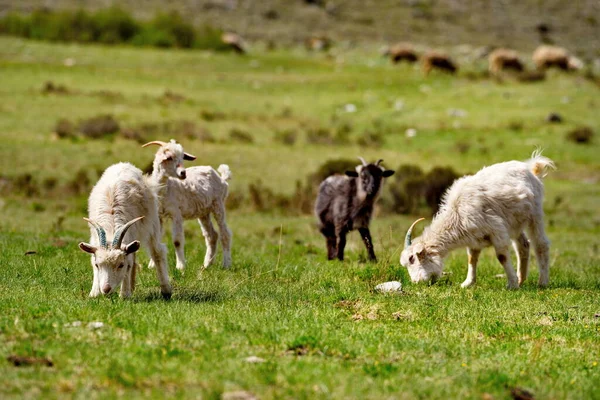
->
[400, 151, 555, 289]
[221, 32, 246, 54]
[533, 45, 583, 71]
[488, 48, 525, 76]
[305, 35, 332, 52]
[315, 157, 395, 261]
[422, 51, 458, 76]
[143, 140, 233, 271]
[384, 42, 419, 64]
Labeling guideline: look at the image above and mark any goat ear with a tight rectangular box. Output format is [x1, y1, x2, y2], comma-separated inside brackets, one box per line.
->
[345, 171, 359, 177]
[382, 170, 395, 178]
[124, 241, 141, 255]
[79, 242, 97, 254]
[183, 152, 196, 161]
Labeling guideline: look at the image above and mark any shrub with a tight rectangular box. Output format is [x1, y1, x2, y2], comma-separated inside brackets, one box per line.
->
[55, 118, 75, 138]
[79, 114, 120, 139]
[306, 127, 333, 145]
[0, 8, 230, 51]
[387, 164, 426, 214]
[357, 130, 384, 148]
[274, 129, 298, 146]
[566, 126, 594, 144]
[424, 166, 459, 214]
[229, 128, 254, 144]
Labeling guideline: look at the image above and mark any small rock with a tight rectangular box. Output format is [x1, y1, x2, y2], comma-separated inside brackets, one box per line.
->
[545, 112, 563, 123]
[495, 274, 505, 279]
[375, 281, 402, 293]
[394, 99, 405, 111]
[88, 321, 104, 329]
[64, 321, 82, 327]
[222, 390, 258, 400]
[244, 356, 265, 363]
[405, 128, 417, 138]
[447, 108, 468, 118]
[63, 58, 76, 67]
[344, 103, 357, 113]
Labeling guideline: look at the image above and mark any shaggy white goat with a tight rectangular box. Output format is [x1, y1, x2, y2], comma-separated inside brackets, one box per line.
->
[144, 141, 233, 270]
[79, 162, 184, 299]
[400, 151, 555, 289]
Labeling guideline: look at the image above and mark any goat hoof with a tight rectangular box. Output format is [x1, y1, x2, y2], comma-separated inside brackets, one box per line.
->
[460, 280, 475, 288]
[161, 291, 172, 300]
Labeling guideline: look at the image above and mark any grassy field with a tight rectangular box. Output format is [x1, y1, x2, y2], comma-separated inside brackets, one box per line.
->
[0, 37, 599, 399]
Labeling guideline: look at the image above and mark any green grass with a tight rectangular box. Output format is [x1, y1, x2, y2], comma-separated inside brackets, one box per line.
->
[0, 37, 599, 399]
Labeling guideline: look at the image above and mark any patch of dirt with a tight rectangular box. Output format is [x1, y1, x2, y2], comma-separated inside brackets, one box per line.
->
[7, 355, 53, 367]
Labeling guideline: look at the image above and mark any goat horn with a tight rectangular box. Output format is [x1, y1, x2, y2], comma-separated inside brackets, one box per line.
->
[405, 218, 425, 248]
[142, 141, 167, 148]
[376, 159, 384, 166]
[112, 216, 145, 248]
[357, 157, 367, 166]
[84, 218, 107, 248]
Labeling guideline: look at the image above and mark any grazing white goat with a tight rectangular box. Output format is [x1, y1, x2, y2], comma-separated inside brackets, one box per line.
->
[143, 141, 233, 271]
[79, 161, 187, 299]
[400, 151, 555, 289]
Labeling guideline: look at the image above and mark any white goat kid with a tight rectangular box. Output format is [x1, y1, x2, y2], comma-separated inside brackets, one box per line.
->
[144, 141, 233, 271]
[400, 151, 555, 289]
[79, 162, 185, 299]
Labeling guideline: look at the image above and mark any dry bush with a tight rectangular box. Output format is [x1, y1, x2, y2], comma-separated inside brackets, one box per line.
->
[54, 118, 75, 138]
[424, 166, 459, 214]
[79, 114, 120, 138]
[273, 129, 298, 146]
[356, 130, 384, 148]
[42, 81, 70, 95]
[306, 127, 333, 145]
[386, 164, 426, 214]
[229, 128, 254, 144]
[566, 126, 594, 144]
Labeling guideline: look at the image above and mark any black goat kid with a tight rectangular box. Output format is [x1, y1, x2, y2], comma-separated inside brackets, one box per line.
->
[315, 157, 395, 261]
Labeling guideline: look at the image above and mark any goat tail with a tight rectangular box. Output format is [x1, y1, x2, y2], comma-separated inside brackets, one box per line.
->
[217, 164, 232, 182]
[527, 149, 556, 178]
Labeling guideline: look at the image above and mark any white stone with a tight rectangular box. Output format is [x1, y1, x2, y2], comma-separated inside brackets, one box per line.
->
[244, 356, 266, 363]
[375, 281, 402, 293]
[88, 321, 104, 329]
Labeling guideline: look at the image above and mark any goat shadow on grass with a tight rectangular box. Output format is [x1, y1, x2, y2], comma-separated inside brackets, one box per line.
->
[135, 287, 225, 304]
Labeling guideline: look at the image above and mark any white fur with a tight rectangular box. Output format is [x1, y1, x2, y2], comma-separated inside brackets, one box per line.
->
[83, 162, 172, 298]
[147, 143, 232, 270]
[400, 151, 555, 289]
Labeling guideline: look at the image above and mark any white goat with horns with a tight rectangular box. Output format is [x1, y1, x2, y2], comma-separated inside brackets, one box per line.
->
[144, 140, 233, 271]
[400, 151, 555, 289]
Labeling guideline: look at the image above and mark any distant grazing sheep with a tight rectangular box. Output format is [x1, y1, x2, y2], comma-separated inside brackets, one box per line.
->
[221, 32, 246, 54]
[533, 45, 583, 71]
[422, 51, 458, 76]
[144, 140, 233, 270]
[384, 43, 418, 64]
[305, 36, 332, 51]
[315, 157, 395, 261]
[488, 48, 524, 76]
[400, 151, 555, 289]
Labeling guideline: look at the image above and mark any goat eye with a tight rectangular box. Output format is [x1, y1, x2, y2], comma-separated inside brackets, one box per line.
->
[118, 264, 124, 269]
[408, 255, 415, 264]
[94, 264, 99, 269]
[165, 156, 173, 162]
